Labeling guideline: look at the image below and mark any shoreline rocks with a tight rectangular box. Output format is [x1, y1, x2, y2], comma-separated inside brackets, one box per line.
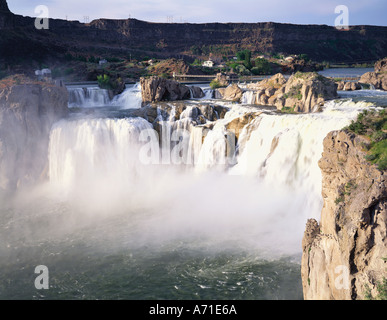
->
[337, 81, 361, 91]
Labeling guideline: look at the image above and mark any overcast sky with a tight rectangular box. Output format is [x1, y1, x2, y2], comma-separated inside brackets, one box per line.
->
[7, 0, 387, 26]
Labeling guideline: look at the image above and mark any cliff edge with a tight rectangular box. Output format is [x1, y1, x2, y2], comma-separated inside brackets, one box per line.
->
[0, 76, 68, 191]
[301, 130, 387, 300]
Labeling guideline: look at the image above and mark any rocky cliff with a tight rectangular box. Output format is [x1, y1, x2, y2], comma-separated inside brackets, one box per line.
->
[0, 76, 68, 191]
[1, 0, 387, 70]
[301, 130, 387, 300]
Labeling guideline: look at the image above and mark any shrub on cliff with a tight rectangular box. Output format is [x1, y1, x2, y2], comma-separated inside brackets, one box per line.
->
[346, 109, 387, 170]
[97, 74, 111, 89]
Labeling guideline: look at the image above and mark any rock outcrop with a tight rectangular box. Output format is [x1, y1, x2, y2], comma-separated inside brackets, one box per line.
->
[279, 72, 337, 112]
[140, 76, 191, 105]
[301, 130, 387, 300]
[215, 83, 244, 102]
[360, 57, 387, 91]
[0, 76, 68, 190]
[229, 72, 337, 113]
[337, 81, 361, 91]
[225, 112, 261, 141]
[127, 101, 229, 132]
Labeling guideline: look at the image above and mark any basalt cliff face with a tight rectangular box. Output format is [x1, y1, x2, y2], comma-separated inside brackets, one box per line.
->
[1, 0, 387, 67]
[301, 130, 387, 300]
[0, 78, 68, 191]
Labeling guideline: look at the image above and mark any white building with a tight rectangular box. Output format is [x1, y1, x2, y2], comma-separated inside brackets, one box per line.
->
[99, 59, 107, 66]
[202, 60, 214, 68]
[35, 68, 51, 81]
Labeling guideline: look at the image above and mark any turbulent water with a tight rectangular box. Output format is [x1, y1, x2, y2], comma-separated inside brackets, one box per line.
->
[0, 82, 386, 300]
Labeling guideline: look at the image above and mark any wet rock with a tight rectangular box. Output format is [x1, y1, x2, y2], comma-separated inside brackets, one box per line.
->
[140, 76, 191, 105]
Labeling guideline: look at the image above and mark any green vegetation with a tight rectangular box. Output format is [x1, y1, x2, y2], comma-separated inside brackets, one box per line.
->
[344, 180, 358, 196]
[236, 49, 250, 61]
[97, 74, 123, 92]
[345, 109, 387, 170]
[284, 84, 303, 100]
[280, 106, 297, 114]
[299, 53, 310, 62]
[209, 79, 223, 89]
[365, 257, 387, 300]
[335, 196, 345, 205]
[97, 74, 111, 89]
[234, 64, 250, 75]
[251, 58, 272, 75]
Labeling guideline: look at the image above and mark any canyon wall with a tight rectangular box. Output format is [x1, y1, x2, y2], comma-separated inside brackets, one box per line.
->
[1, 0, 387, 65]
[301, 130, 387, 300]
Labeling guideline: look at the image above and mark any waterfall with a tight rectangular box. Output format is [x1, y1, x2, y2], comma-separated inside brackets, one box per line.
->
[230, 99, 374, 219]
[111, 83, 142, 109]
[241, 91, 256, 105]
[48, 117, 154, 189]
[68, 87, 111, 108]
[47, 97, 374, 220]
[202, 88, 214, 99]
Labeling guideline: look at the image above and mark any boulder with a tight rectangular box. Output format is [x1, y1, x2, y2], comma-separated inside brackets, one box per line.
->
[360, 71, 387, 91]
[189, 86, 205, 98]
[359, 57, 387, 91]
[140, 76, 191, 105]
[343, 81, 361, 91]
[0, 76, 68, 190]
[215, 83, 243, 102]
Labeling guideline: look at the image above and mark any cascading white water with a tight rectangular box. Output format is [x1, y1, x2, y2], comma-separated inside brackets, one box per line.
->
[67, 83, 144, 109]
[45, 97, 375, 255]
[49, 117, 154, 190]
[68, 87, 111, 108]
[111, 83, 142, 109]
[241, 91, 256, 105]
[2, 83, 384, 299]
[201, 88, 214, 100]
[49, 95, 375, 216]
